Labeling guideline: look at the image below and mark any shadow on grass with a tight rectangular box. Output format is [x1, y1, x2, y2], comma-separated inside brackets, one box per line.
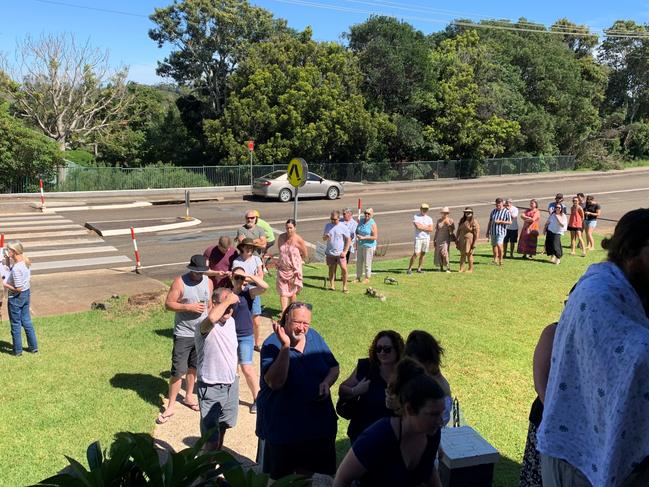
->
[154, 328, 174, 339]
[110, 372, 168, 408]
[0, 340, 14, 355]
[262, 306, 282, 318]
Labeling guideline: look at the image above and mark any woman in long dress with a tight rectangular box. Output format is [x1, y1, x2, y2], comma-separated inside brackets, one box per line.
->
[517, 199, 541, 259]
[433, 207, 455, 273]
[275, 219, 308, 313]
[455, 207, 480, 273]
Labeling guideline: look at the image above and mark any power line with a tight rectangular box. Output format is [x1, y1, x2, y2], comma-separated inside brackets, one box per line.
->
[29, 0, 148, 18]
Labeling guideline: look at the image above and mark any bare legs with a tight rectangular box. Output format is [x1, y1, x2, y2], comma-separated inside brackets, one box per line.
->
[240, 364, 259, 405]
[570, 230, 587, 256]
[492, 244, 504, 265]
[459, 250, 475, 272]
[279, 294, 297, 313]
[327, 259, 349, 292]
[585, 226, 595, 250]
[159, 368, 196, 422]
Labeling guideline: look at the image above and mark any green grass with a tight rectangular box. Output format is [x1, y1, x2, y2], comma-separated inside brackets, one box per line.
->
[0, 239, 605, 486]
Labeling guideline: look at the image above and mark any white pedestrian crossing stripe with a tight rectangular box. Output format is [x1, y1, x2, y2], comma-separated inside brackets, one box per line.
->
[0, 213, 131, 274]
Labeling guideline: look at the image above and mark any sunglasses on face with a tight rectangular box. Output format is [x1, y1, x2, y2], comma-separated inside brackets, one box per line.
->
[232, 275, 246, 281]
[246, 216, 256, 220]
[375, 345, 393, 354]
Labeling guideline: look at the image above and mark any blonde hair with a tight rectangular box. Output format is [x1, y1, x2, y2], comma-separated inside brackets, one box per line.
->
[364, 208, 374, 216]
[7, 241, 31, 267]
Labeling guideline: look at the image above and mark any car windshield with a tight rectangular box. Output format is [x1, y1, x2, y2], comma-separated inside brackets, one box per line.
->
[261, 170, 287, 180]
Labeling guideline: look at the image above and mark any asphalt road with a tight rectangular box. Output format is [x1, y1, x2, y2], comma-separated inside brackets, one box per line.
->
[56, 170, 649, 280]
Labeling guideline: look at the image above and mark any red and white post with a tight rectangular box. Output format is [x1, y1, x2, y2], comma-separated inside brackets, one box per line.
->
[39, 179, 46, 211]
[357, 198, 362, 220]
[130, 227, 142, 273]
[0, 233, 4, 249]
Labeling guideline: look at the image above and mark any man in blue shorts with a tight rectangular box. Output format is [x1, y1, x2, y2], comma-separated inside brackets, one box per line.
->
[485, 198, 512, 266]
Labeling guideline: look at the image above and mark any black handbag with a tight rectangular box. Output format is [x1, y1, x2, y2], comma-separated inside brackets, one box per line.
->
[335, 359, 370, 420]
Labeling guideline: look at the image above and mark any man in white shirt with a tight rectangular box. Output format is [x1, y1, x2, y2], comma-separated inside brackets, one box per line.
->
[195, 287, 241, 451]
[407, 203, 433, 275]
[504, 198, 519, 258]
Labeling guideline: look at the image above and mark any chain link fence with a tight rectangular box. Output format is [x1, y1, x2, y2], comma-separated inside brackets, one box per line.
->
[5, 155, 575, 193]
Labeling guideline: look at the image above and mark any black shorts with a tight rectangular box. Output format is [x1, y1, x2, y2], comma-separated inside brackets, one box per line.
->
[170, 335, 197, 378]
[504, 229, 518, 244]
[567, 226, 582, 232]
[262, 437, 336, 480]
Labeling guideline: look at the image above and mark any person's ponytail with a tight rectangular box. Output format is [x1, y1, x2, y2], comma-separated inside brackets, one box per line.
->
[388, 358, 444, 415]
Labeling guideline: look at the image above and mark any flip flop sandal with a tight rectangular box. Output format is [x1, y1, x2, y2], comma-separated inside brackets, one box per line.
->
[183, 400, 200, 412]
[156, 411, 174, 424]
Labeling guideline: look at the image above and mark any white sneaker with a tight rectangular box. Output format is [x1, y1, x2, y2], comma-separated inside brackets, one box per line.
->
[550, 256, 556, 264]
[555, 259, 561, 265]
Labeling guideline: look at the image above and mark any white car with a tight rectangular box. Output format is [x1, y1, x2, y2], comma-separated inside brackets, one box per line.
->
[252, 171, 344, 202]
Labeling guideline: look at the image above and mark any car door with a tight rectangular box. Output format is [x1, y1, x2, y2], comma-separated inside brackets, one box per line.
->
[301, 172, 324, 197]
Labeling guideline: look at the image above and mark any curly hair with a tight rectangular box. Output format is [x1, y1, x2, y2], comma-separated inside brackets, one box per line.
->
[368, 330, 405, 367]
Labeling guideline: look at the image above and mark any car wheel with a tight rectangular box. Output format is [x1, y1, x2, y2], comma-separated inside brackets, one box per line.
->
[278, 188, 292, 202]
[326, 186, 339, 200]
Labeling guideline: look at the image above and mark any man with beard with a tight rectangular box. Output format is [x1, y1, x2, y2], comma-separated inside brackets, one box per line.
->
[256, 302, 339, 480]
[537, 209, 649, 487]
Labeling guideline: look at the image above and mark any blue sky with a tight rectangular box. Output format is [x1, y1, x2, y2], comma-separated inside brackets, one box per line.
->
[1, 0, 648, 84]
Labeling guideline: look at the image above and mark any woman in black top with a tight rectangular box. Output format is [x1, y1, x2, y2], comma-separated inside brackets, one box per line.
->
[584, 195, 601, 251]
[338, 330, 404, 442]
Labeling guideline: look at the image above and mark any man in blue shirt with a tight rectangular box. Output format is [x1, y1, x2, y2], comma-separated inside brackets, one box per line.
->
[256, 302, 339, 480]
[323, 210, 351, 293]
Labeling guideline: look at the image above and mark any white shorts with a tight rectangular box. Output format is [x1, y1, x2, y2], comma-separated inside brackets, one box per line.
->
[414, 237, 430, 254]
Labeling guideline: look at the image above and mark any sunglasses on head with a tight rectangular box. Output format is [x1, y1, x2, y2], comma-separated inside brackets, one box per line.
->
[375, 345, 393, 354]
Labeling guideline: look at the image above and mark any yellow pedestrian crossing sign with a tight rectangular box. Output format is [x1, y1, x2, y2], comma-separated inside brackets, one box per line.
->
[287, 158, 308, 188]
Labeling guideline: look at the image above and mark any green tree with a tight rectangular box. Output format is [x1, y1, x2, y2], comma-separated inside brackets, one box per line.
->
[599, 20, 649, 123]
[417, 31, 521, 160]
[0, 102, 62, 192]
[347, 16, 432, 114]
[149, 0, 288, 117]
[204, 29, 392, 165]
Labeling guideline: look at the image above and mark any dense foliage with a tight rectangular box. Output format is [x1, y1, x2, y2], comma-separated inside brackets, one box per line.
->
[3, 0, 649, 170]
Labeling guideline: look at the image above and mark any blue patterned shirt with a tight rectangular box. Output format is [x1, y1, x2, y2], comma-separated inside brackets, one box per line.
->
[537, 262, 649, 486]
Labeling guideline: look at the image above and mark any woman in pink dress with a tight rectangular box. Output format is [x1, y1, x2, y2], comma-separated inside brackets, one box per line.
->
[517, 199, 541, 259]
[276, 219, 308, 313]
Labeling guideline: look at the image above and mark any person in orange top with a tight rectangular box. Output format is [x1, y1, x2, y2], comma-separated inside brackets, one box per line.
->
[567, 196, 586, 257]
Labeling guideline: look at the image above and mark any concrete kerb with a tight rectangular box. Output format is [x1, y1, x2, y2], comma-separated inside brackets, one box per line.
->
[31, 201, 153, 213]
[86, 217, 202, 237]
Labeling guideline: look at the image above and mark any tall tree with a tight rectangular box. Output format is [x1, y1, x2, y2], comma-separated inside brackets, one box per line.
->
[2, 34, 131, 150]
[346, 16, 431, 114]
[149, 0, 288, 117]
[599, 20, 649, 123]
[204, 29, 392, 165]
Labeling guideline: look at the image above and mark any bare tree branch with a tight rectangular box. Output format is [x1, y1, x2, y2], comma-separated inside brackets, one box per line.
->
[2, 33, 132, 150]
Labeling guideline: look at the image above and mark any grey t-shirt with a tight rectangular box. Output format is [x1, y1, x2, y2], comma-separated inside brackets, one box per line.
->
[231, 255, 262, 276]
[195, 316, 238, 384]
[173, 274, 210, 337]
[324, 222, 350, 256]
[236, 225, 266, 256]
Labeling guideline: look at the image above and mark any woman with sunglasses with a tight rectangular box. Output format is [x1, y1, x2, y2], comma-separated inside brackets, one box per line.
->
[354, 208, 378, 284]
[337, 330, 404, 443]
[334, 358, 446, 487]
[257, 301, 340, 480]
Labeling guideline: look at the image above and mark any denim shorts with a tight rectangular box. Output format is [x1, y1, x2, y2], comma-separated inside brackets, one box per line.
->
[585, 219, 597, 228]
[490, 233, 505, 246]
[237, 334, 254, 365]
[252, 295, 262, 316]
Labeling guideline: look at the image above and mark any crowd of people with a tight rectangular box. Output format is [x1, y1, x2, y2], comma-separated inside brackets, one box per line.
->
[7, 192, 644, 487]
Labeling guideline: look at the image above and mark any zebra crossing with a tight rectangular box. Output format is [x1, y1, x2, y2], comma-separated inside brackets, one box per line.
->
[0, 213, 131, 274]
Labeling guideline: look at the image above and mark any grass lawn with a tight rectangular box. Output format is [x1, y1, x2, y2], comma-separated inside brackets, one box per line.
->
[0, 238, 606, 486]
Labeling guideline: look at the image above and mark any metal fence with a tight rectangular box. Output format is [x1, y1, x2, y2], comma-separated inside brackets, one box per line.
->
[5, 155, 575, 193]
